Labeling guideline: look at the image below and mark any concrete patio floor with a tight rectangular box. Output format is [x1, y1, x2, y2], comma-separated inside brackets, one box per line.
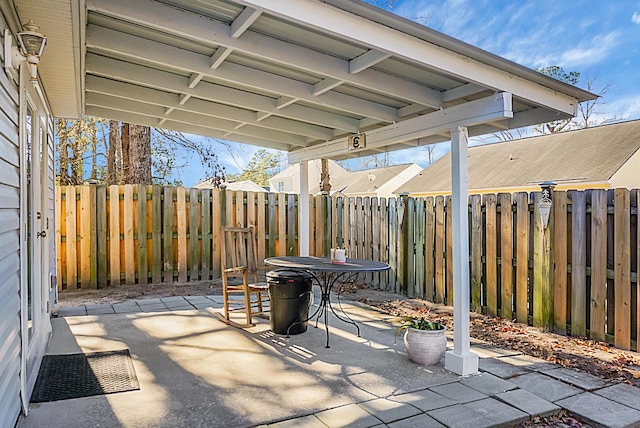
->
[19, 293, 640, 428]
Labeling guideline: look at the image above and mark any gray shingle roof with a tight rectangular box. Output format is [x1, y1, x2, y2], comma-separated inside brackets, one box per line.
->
[397, 120, 640, 194]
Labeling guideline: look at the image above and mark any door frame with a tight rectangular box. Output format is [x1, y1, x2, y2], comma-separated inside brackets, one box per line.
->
[19, 64, 51, 411]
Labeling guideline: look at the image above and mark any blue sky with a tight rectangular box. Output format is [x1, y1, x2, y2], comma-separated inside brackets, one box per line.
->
[178, 0, 640, 186]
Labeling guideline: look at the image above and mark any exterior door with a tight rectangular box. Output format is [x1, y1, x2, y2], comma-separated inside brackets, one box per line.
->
[20, 65, 50, 409]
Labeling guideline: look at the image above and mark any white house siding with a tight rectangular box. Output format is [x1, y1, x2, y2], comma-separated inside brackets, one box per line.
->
[269, 160, 350, 194]
[610, 148, 640, 189]
[0, 20, 24, 428]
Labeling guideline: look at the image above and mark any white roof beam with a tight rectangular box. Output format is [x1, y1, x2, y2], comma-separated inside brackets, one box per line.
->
[86, 92, 308, 146]
[276, 96, 298, 109]
[398, 103, 432, 118]
[86, 105, 292, 151]
[256, 112, 271, 121]
[359, 117, 381, 129]
[88, 0, 443, 109]
[210, 46, 232, 69]
[230, 7, 261, 38]
[188, 73, 204, 89]
[442, 83, 488, 103]
[87, 25, 397, 122]
[397, 107, 560, 145]
[349, 49, 390, 74]
[86, 75, 334, 140]
[239, 0, 579, 116]
[289, 93, 513, 163]
[396, 108, 573, 143]
[470, 107, 572, 137]
[86, 54, 360, 132]
[312, 78, 344, 96]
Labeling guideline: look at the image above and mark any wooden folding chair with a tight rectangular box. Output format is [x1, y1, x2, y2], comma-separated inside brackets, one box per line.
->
[220, 227, 269, 325]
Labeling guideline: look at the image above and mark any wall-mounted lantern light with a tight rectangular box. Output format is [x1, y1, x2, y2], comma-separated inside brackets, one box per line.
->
[538, 181, 556, 229]
[4, 20, 47, 83]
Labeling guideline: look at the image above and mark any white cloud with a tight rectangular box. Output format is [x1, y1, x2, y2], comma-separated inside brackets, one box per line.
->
[632, 12, 640, 24]
[557, 32, 619, 67]
[499, 29, 620, 70]
[605, 95, 640, 122]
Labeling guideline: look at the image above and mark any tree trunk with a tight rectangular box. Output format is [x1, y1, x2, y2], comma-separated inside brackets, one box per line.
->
[70, 121, 83, 185]
[57, 119, 70, 185]
[121, 123, 130, 183]
[319, 158, 331, 194]
[107, 120, 119, 184]
[90, 120, 97, 181]
[128, 124, 152, 184]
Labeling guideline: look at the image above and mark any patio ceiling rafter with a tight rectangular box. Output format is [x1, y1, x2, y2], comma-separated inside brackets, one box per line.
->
[86, 92, 310, 147]
[87, 104, 293, 151]
[238, 0, 581, 118]
[85, 77, 334, 140]
[85, 25, 398, 123]
[86, 0, 445, 114]
[84, 54, 360, 136]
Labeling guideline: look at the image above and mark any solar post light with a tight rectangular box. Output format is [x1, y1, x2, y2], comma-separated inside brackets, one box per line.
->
[538, 181, 556, 229]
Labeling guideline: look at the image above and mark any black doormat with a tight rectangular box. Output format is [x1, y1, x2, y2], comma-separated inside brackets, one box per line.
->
[31, 349, 140, 403]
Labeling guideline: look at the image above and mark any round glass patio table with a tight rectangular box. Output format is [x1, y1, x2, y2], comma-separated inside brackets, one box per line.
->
[264, 256, 390, 348]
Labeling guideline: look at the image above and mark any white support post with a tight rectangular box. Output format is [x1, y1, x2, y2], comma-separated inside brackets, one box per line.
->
[298, 160, 310, 256]
[445, 125, 479, 376]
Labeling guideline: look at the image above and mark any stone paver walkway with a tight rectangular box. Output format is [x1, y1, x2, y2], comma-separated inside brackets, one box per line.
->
[53, 296, 640, 428]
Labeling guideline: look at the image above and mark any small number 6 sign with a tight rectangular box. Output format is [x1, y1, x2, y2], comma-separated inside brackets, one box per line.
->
[348, 133, 366, 150]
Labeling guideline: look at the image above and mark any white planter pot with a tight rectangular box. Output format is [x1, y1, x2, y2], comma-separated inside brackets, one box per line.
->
[403, 327, 447, 365]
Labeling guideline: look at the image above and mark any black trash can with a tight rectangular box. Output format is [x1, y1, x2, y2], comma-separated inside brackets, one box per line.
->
[267, 269, 313, 335]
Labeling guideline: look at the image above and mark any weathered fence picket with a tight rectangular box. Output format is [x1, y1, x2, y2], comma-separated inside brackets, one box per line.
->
[500, 193, 513, 321]
[614, 189, 631, 350]
[514, 192, 529, 324]
[553, 191, 568, 333]
[590, 189, 607, 341]
[485, 193, 498, 316]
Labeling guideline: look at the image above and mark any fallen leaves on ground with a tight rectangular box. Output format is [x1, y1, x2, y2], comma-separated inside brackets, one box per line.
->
[350, 287, 640, 388]
[519, 410, 591, 427]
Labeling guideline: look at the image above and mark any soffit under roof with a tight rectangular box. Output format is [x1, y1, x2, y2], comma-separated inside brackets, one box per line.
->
[11, 0, 82, 118]
[13, 0, 596, 162]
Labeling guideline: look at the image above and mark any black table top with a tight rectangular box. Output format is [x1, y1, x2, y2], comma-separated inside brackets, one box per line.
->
[264, 256, 390, 273]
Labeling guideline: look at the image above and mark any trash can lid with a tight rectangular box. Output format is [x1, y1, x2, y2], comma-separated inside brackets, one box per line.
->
[267, 269, 313, 280]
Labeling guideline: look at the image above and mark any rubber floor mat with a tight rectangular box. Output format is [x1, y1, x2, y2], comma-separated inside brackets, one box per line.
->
[31, 349, 140, 402]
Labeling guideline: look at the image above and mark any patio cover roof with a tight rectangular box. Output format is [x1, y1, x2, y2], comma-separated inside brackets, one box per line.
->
[10, 0, 595, 163]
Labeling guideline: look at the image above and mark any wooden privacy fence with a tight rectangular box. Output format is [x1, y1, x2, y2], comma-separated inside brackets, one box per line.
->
[56, 185, 303, 289]
[56, 185, 639, 350]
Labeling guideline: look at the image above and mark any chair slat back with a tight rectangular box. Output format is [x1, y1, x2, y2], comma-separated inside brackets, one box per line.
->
[222, 227, 259, 274]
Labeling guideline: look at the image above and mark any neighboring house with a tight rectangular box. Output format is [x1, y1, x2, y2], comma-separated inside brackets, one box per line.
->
[193, 179, 267, 192]
[331, 163, 422, 198]
[269, 159, 350, 194]
[270, 160, 421, 198]
[396, 120, 640, 197]
[0, 13, 56, 426]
